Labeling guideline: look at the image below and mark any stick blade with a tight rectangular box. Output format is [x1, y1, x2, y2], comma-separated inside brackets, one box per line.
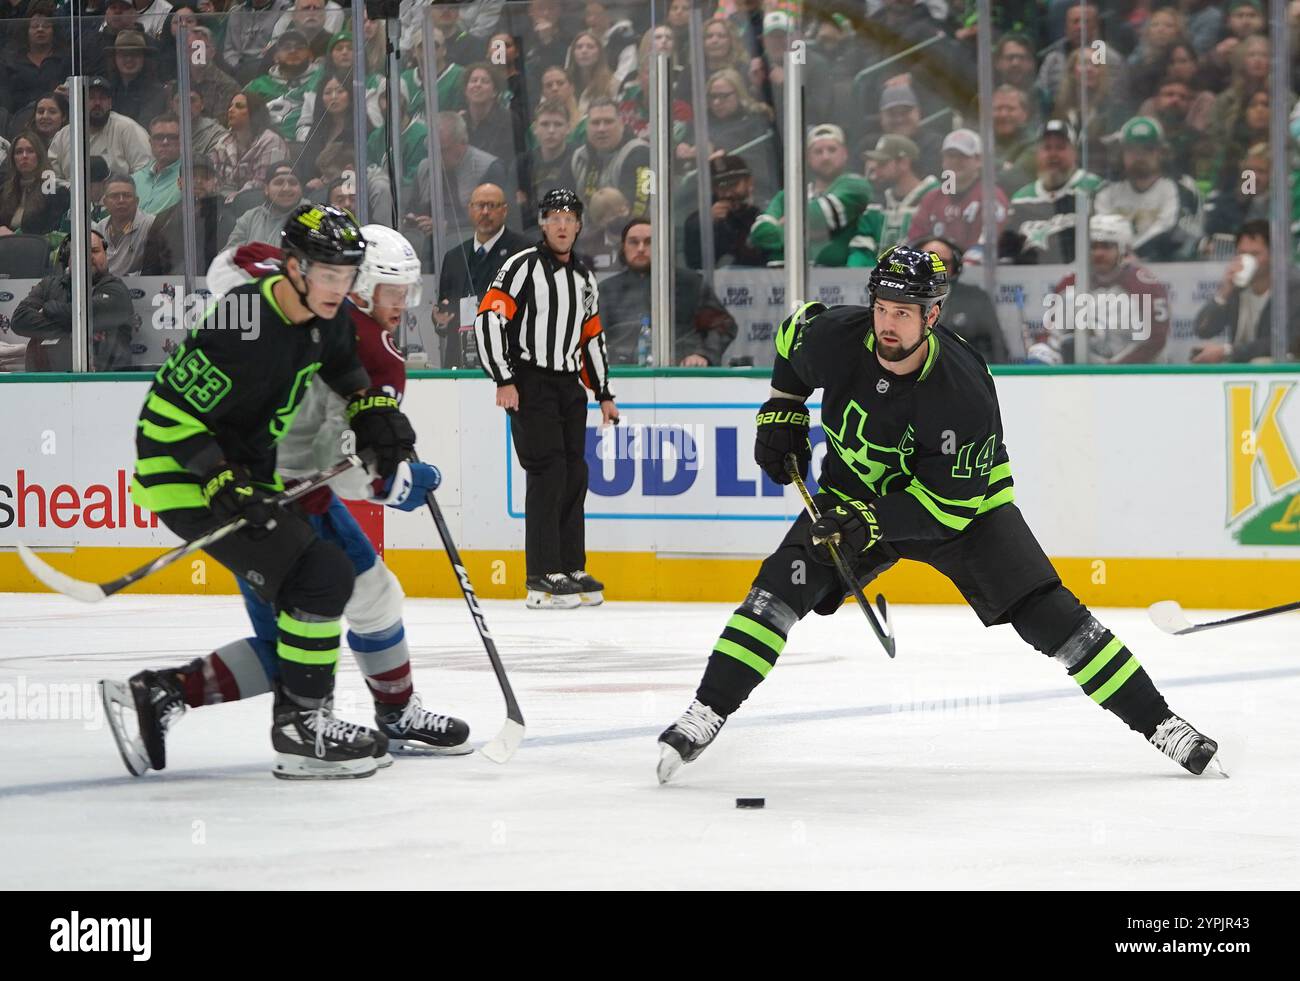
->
[1148, 600, 1193, 635]
[479, 718, 525, 764]
[16, 543, 107, 603]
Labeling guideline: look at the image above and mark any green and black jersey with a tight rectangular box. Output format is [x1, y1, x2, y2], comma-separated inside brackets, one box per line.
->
[772, 304, 1014, 541]
[132, 276, 370, 514]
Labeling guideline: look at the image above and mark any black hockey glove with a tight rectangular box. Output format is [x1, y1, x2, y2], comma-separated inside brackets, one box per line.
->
[807, 500, 881, 566]
[201, 464, 280, 529]
[346, 388, 416, 480]
[754, 397, 811, 485]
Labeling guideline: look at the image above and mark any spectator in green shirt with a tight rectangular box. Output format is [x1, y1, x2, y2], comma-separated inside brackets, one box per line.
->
[749, 123, 872, 267]
[132, 112, 182, 215]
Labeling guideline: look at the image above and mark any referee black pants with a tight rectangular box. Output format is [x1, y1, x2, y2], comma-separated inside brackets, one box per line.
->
[509, 367, 589, 576]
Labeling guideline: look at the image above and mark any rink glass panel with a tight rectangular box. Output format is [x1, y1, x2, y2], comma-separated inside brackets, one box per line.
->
[0, 1, 1293, 375]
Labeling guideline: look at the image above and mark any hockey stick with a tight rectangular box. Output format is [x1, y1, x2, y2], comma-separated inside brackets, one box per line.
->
[1148, 599, 1300, 636]
[785, 454, 896, 658]
[418, 462, 524, 764]
[16, 455, 364, 603]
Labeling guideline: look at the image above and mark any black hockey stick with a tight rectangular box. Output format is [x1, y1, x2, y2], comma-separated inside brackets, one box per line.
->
[785, 454, 896, 658]
[1148, 599, 1300, 636]
[418, 461, 524, 764]
[16, 455, 364, 603]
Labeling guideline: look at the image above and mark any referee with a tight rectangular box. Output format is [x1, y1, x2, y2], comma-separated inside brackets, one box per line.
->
[476, 188, 619, 609]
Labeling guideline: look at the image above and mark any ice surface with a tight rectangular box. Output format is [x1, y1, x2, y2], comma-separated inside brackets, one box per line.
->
[0, 594, 1295, 889]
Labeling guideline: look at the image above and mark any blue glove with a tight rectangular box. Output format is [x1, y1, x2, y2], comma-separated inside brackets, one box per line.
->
[374, 460, 441, 511]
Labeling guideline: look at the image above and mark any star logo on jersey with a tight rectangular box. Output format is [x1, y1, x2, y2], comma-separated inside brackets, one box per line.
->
[824, 400, 892, 491]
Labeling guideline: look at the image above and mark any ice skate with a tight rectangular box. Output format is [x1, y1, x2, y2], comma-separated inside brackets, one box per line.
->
[568, 570, 605, 607]
[657, 699, 727, 784]
[376, 694, 472, 756]
[525, 573, 582, 610]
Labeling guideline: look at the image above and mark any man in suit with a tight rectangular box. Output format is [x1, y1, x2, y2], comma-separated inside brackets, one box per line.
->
[404, 112, 511, 269]
[433, 182, 532, 368]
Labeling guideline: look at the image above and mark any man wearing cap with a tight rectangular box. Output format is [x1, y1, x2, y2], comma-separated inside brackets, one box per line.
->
[49, 77, 152, 180]
[750, 123, 872, 267]
[907, 128, 1008, 253]
[753, 11, 830, 128]
[857, 134, 941, 256]
[223, 0, 294, 85]
[861, 83, 943, 179]
[684, 154, 764, 270]
[1093, 116, 1185, 261]
[1005, 120, 1103, 264]
[178, 26, 241, 125]
[244, 28, 322, 140]
[224, 161, 311, 250]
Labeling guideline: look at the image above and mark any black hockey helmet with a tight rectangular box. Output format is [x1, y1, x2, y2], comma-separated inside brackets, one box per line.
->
[538, 187, 584, 222]
[869, 244, 949, 313]
[281, 204, 367, 267]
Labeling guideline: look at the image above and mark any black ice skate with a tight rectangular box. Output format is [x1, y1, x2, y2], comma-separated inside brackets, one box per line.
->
[100, 669, 188, 777]
[376, 694, 472, 756]
[568, 570, 605, 607]
[525, 573, 582, 610]
[657, 699, 727, 784]
[271, 704, 388, 780]
[1149, 715, 1224, 776]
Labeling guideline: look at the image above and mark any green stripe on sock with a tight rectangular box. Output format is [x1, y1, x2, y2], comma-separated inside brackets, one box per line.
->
[277, 641, 339, 666]
[714, 638, 773, 678]
[277, 611, 340, 640]
[726, 614, 786, 655]
[1073, 636, 1125, 686]
[1090, 655, 1140, 705]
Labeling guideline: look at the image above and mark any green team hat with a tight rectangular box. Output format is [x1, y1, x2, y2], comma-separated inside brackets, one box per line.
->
[1120, 116, 1164, 147]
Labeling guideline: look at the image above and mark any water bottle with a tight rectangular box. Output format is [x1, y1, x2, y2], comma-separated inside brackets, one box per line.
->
[636, 315, 653, 366]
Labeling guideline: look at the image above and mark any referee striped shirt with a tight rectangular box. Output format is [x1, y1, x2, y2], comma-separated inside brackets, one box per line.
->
[475, 243, 613, 400]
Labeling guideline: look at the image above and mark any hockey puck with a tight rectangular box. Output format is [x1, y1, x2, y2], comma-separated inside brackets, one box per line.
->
[736, 797, 765, 809]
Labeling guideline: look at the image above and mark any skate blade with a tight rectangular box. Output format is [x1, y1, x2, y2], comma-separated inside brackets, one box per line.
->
[657, 743, 684, 785]
[375, 752, 394, 769]
[389, 739, 475, 757]
[577, 590, 604, 607]
[100, 680, 150, 777]
[525, 590, 581, 610]
[272, 753, 379, 780]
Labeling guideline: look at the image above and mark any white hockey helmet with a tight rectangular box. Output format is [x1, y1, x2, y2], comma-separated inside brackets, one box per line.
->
[352, 224, 423, 313]
[1089, 213, 1134, 254]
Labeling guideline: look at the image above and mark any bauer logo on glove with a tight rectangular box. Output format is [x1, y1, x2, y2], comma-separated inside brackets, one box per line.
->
[754, 396, 812, 485]
[807, 501, 881, 564]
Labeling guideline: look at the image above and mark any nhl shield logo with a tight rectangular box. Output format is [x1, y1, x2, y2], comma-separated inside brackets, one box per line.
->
[311, 327, 321, 343]
[876, 378, 890, 394]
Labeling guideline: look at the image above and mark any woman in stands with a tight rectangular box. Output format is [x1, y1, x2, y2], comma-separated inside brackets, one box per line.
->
[566, 30, 616, 116]
[6, 3, 68, 124]
[0, 131, 69, 237]
[297, 71, 355, 188]
[213, 90, 290, 202]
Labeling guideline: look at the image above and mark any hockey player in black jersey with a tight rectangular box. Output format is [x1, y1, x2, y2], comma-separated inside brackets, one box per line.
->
[115, 205, 419, 780]
[657, 245, 1220, 783]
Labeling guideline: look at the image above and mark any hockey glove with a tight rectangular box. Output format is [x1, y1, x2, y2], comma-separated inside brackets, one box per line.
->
[201, 464, 280, 529]
[807, 500, 881, 566]
[754, 397, 811, 485]
[346, 388, 416, 480]
[372, 460, 442, 511]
